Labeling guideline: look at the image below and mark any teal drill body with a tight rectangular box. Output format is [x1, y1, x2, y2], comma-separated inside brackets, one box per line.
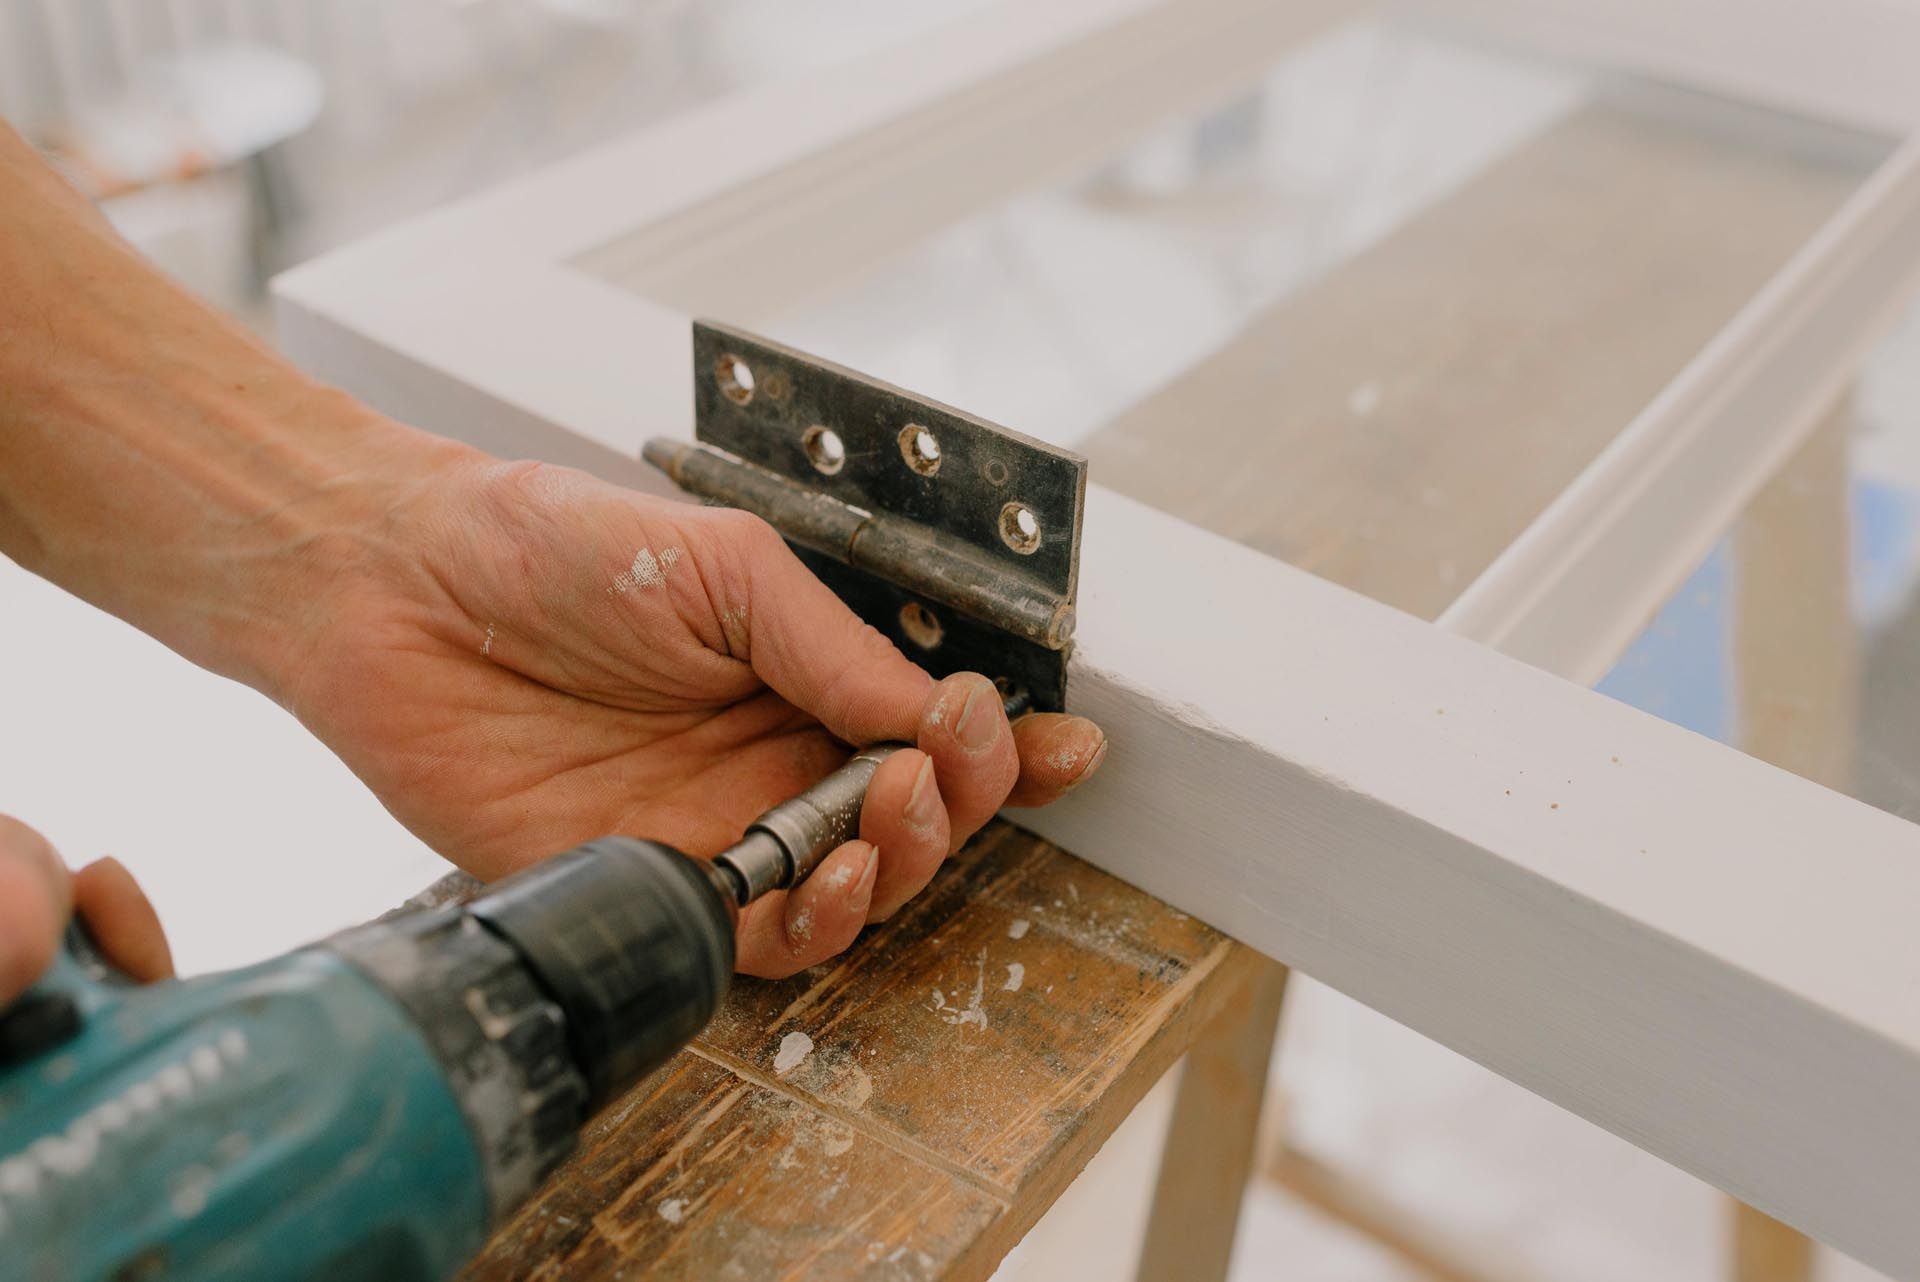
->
[0, 832, 747, 1282]
[0, 944, 490, 1282]
[0, 747, 896, 1282]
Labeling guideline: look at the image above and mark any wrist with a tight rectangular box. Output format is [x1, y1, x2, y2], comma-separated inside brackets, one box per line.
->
[198, 398, 481, 704]
[0, 125, 483, 701]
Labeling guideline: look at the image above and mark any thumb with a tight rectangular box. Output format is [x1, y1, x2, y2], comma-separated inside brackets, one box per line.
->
[721, 512, 933, 745]
[0, 815, 72, 1005]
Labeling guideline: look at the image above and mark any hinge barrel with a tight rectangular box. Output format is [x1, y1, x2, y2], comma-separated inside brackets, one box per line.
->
[645, 439, 1074, 650]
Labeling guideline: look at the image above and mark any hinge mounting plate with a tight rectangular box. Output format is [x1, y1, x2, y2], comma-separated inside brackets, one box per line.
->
[644, 321, 1086, 713]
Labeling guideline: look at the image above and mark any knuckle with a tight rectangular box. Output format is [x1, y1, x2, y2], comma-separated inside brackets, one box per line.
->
[704, 507, 782, 560]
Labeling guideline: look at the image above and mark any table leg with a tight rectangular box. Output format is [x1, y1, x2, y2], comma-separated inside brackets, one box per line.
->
[1728, 397, 1858, 1282]
[1133, 952, 1290, 1282]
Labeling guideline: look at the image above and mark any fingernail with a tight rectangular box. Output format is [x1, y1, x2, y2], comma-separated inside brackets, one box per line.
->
[953, 678, 1002, 752]
[856, 845, 880, 900]
[1066, 737, 1108, 789]
[903, 759, 940, 831]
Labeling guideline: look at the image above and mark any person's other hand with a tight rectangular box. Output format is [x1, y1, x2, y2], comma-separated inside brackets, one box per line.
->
[277, 448, 1107, 978]
[0, 816, 173, 1004]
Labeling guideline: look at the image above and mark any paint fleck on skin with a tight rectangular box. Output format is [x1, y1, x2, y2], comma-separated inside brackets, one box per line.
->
[481, 622, 496, 657]
[822, 861, 856, 892]
[1007, 919, 1029, 940]
[613, 545, 681, 593]
[773, 1030, 814, 1075]
[789, 904, 814, 944]
[658, 1198, 687, 1225]
[1003, 963, 1025, 993]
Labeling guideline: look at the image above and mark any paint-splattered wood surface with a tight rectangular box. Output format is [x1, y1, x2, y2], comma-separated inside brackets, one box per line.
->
[461, 823, 1261, 1281]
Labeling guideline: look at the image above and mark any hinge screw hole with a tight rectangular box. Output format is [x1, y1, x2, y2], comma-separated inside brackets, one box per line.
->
[898, 602, 945, 651]
[994, 678, 1032, 718]
[802, 425, 846, 476]
[715, 353, 755, 405]
[899, 425, 941, 476]
[999, 502, 1041, 555]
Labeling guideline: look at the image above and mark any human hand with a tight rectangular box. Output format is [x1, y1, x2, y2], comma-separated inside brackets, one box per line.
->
[0, 122, 1104, 982]
[272, 440, 1107, 978]
[0, 816, 173, 1005]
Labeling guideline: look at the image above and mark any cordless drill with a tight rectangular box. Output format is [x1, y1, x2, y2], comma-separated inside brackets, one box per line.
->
[0, 745, 901, 1282]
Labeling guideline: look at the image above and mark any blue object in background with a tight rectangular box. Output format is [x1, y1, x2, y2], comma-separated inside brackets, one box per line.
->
[1597, 545, 1735, 743]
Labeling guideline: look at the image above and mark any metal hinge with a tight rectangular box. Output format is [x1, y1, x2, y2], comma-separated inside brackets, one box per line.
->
[643, 321, 1086, 714]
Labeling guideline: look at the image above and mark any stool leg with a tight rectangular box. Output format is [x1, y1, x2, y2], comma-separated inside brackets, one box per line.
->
[1727, 398, 1857, 1282]
[1733, 1205, 1816, 1282]
[1134, 953, 1289, 1282]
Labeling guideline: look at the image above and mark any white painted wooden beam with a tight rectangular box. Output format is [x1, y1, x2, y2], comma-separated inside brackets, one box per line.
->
[1440, 135, 1920, 686]
[1014, 486, 1920, 1277]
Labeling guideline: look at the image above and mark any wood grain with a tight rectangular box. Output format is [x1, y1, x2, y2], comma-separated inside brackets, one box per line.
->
[464, 824, 1262, 1281]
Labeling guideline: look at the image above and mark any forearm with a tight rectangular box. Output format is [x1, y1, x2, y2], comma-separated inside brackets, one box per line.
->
[0, 123, 465, 698]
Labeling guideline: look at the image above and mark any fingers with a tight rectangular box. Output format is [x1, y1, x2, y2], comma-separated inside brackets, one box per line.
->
[857, 748, 949, 922]
[734, 840, 879, 978]
[916, 673, 1019, 854]
[0, 815, 72, 1004]
[73, 858, 174, 983]
[724, 513, 933, 746]
[1006, 713, 1108, 808]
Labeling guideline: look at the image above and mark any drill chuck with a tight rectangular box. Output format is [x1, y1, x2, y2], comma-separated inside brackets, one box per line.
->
[464, 838, 736, 1109]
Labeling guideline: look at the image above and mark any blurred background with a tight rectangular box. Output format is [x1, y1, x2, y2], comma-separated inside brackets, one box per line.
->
[5, 4, 1919, 1281]
[0, 0, 986, 316]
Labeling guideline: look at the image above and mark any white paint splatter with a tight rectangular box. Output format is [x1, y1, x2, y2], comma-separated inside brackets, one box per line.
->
[658, 1198, 687, 1225]
[1003, 963, 1025, 993]
[928, 951, 989, 1030]
[481, 622, 496, 657]
[788, 904, 814, 943]
[613, 545, 681, 593]
[822, 861, 855, 891]
[820, 1058, 874, 1111]
[1007, 919, 1030, 940]
[1347, 381, 1382, 417]
[773, 1030, 814, 1075]
[820, 1123, 855, 1158]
